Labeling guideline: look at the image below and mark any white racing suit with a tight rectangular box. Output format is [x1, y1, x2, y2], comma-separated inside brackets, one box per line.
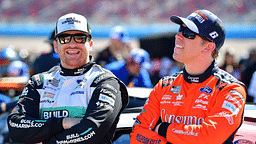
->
[7, 59, 128, 144]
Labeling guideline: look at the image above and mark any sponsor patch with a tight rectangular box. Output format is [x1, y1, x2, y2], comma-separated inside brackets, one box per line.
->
[96, 101, 106, 107]
[101, 83, 117, 93]
[171, 85, 181, 94]
[162, 78, 174, 87]
[195, 99, 208, 105]
[57, 131, 95, 143]
[199, 86, 213, 94]
[21, 87, 29, 96]
[162, 95, 172, 100]
[136, 134, 162, 144]
[94, 73, 110, 84]
[188, 76, 199, 83]
[74, 68, 85, 75]
[43, 110, 69, 119]
[48, 78, 60, 87]
[192, 11, 208, 23]
[209, 31, 219, 39]
[172, 101, 184, 106]
[63, 17, 81, 25]
[198, 93, 210, 99]
[71, 91, 85, 96]
[172, 128, 198, 137]
[175, 94, 183, 100]
[40, 99, 55, 104]
[99, 94, 115, 106]
[76, 78, 87, 89]
[34, 75, 41, 86]
[222, 101, 240, 116]
[216, 81, 228, 90]
[229, 89, 245, 104]
[214, 111, 234, 125]
[225, 95, 242, 108]
[234, 139, 254, 144]
[192, 104, 207, 110]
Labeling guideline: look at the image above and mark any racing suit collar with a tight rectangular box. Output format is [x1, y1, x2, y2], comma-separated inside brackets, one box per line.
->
[183, 60, 218, 83]
[60, 55, 95, 76]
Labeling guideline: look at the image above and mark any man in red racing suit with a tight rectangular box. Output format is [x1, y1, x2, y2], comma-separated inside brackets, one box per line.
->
[130, 10, 247, 144]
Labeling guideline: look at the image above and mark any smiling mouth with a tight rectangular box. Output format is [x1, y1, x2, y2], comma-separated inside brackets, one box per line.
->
[175, 44, 183, 49]
[67, 51, 80, 55]
[66, 50, 80, 55]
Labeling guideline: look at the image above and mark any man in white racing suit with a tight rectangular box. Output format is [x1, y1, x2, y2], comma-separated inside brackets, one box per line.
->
[7, 13, 128, 144]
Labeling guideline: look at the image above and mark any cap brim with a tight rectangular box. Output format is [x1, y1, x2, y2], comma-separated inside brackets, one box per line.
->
[170, 16, 199, 34]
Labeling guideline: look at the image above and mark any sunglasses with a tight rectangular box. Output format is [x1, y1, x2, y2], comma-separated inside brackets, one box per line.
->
[178, 26, 212, 42]
[57, 34, 89, 44]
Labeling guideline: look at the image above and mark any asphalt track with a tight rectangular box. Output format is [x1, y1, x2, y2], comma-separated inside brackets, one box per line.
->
[0, 36, 255, 66]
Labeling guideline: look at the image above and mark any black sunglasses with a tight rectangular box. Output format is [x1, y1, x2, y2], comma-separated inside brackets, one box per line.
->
[57, 34, 89, 44]
[178, 26, 212, 42]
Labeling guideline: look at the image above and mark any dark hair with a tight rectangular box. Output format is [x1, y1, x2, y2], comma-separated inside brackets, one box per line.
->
[212, 47, 219, 59]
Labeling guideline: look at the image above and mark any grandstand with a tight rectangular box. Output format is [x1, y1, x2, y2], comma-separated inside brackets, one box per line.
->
[0, 0, 255, 66]
[0, 0, 255, 24]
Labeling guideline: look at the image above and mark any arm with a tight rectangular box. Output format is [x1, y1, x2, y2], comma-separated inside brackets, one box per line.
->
[130, 82, 168, 144]
[140, 68, 154, 88]
[44, 77, 128, 144]
[7, 78, 64, 143]
[155, 84, 246, 144]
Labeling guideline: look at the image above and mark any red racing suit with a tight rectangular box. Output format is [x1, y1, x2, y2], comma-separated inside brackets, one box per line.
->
[130, 61, 247, 144]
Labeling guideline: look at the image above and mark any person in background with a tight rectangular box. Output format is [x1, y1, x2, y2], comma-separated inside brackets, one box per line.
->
[7, 60, 30, 79]
[95, 25, 131, 67]
[248, 71, 256, 103]
[240, 46, 256, 102]
[130, 10, 246, 144]
[32, 30, 60, 74]
[0, 45, 20, 77]
[8, 13, 128, 144]
[219, 50, 241, 80]
[150, 57, 182, 86]
[239, 47, 256, 73]
[0, 58, 30, 144]
[105, 48, 153, 88]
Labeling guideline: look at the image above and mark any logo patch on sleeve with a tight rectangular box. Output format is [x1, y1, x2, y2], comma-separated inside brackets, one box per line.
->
[99, 94, 115, 106]
[222, 101, 240, 116]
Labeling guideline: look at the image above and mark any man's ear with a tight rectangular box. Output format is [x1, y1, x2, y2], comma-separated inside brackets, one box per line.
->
[202, 42, 215, 54]
[89, 40, 93, 47]
[53, 41, 58, 53]
[88, 40, 93, 51]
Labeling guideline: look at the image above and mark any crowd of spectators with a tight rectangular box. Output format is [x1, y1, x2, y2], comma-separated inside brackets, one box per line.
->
[1, 0, 255, 24]
[0, 32, 256, 103]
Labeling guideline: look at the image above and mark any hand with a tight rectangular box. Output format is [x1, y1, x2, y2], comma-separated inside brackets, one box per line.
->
[62, 118, 82, 129]
[154, 123, 161, 134]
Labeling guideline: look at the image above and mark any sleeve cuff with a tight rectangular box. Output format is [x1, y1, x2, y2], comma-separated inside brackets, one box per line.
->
[158, 122, 170, 138]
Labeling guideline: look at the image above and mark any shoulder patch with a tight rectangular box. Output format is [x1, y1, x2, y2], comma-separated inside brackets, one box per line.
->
[91, 69, 116, 87]
[98, 94, 115, 107]
[30, 73, 44, 88]
[214, 69, 244, 90]
[161, 72, 181, 87]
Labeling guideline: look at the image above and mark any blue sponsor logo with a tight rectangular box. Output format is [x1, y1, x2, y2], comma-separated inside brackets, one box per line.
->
[136, 134, 161, 144]
[71, 91, 85, 95]
[234, 139, 254, 144]
[199, 86, 213, 94]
